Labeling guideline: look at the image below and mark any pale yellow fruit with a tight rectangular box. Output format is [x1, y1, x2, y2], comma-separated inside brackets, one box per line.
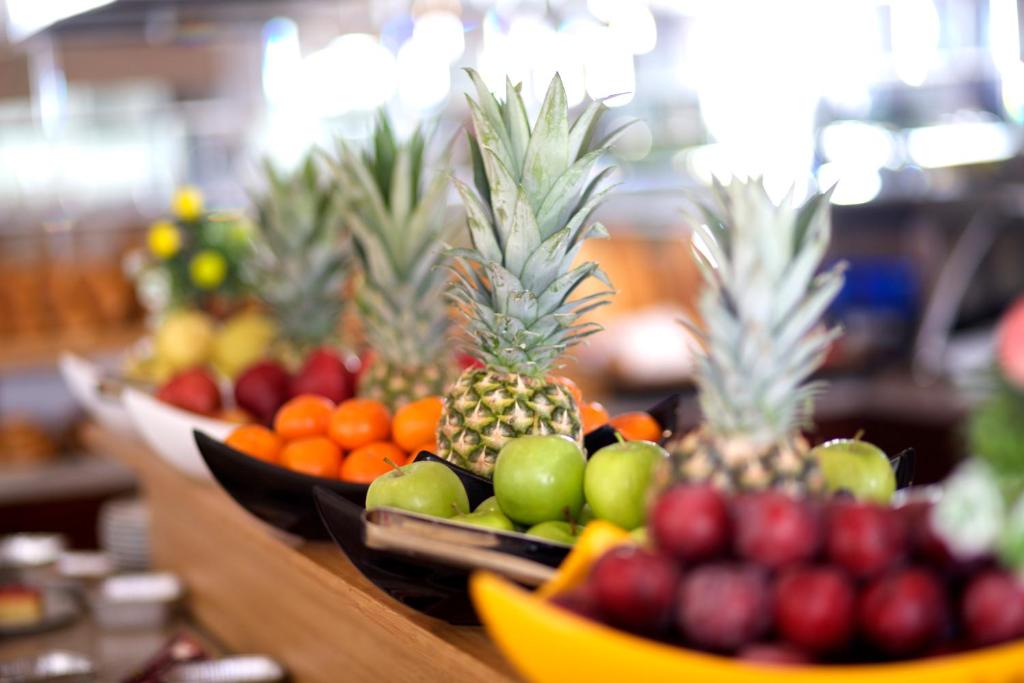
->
[211, 311, 276, 379]
[123, 354, 175, 384]
[155, 309, 215, 371]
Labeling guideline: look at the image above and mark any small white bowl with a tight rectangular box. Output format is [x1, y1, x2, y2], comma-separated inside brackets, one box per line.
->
[122, 387, 235, 481]
[59, 352, 136, 436]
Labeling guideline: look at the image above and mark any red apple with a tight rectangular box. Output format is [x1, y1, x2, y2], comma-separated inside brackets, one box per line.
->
[589, 546, 680, 633]
[156, 368, 221, 416]
[859, 568, 947, 657]
[651, 485, 731, 563]
[773, 566, 856, 653]
[676, 563, 771, 652]
[733, 491, 821, 569]
[234, 360, 291, 426]
[826, 501, 907, 578]
[290, 347, 355, 403]
[962, 570, 1024, 646]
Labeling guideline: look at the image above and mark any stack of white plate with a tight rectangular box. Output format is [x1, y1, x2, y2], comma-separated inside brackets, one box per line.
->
[98, 498, 150, 571]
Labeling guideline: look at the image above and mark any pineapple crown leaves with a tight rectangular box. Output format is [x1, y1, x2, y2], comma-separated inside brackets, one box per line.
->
[330, 111, 458, 365]
[683, 177, 846, 448]
[448, 69, 629, 375]
[246, 153, 351, 351]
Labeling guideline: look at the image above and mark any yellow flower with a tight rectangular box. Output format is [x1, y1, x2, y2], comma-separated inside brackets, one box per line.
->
[147, 220, 181, 259]
[189, 249, 228, 289]
[172, 186, 204, 221]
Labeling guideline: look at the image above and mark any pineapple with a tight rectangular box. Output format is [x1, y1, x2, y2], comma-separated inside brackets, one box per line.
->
[246, 154, 351, 364]
[331, 113, 458, 410]
[664, 179, 846, 496]
[437, 71, 628, 477]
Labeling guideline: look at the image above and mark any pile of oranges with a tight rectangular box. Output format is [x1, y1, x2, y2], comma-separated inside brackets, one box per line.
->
[225, 378, 664, 485]
[225, 394, 443, 484]
[555, 376, 663, 443]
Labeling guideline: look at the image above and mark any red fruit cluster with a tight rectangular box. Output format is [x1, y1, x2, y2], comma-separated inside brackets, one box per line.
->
[556, 485, 1024, 665]
[234, 348, 357, 425]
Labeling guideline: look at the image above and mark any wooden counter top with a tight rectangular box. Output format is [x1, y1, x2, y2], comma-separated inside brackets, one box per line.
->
[81, 423, 518, 683]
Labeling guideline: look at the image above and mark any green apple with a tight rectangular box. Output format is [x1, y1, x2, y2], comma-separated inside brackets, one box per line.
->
[450, 509, 515, 532]
[474, 496, 501, 514]
[366, 461, 469, 518]
[525, 521, 581, 545]
[493, 435, 585, 526]
[584, 440, 668, 530]
[812, 438, 895, 503]
[630, 526, 649, 545]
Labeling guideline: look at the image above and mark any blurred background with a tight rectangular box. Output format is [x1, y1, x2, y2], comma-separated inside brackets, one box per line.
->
[2, 0, 1024, 549]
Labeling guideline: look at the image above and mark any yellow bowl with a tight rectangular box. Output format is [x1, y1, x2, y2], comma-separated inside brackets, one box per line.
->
[470, 521, 1024, 683]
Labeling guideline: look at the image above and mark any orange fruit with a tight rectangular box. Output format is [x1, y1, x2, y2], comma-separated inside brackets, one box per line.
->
[392, 396, 443, 452]
[609, 412, 663, 442]
[273, 395, 334, 440]
[280, 436, 342, 478]
[580, 401, 611, 433]
[550, 375, 584, 406]
[339, 441, 406, 484]
[328, 398, 391, 450]
[225, 424, 282, 463]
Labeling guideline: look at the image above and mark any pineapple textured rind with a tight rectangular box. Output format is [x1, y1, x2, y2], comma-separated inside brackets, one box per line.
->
[438, 367, 582, 475]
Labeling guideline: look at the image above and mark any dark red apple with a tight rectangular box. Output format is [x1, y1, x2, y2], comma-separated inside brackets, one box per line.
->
[962, 570, 1024, 646]
[859, 568, 947, 657]
[826, 501, 907, 578]
[290, 347, 354, 403]
[676, 563, 771, 652]
[733, 491, 821, 569]
[234, 360, 291, 426]
[773, 566, 856, 653]
[589, 546, 680, 633]
[651, 485, 731, 563]
[156, 368, 221, 416]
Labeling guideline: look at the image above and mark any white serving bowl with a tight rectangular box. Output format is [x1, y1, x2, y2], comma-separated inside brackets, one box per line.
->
[122, 387, 235, 481]
[59, 352, 136, 436]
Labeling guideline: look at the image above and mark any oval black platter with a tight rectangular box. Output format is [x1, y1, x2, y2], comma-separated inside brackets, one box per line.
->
[313, 485, 571, 625]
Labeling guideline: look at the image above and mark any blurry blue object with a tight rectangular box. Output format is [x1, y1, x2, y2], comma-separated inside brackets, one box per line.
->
[829, 257, 920, 322]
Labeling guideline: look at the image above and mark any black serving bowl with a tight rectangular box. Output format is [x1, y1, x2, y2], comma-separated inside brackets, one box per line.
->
[313, 486, 571, 625]
[193, 429, 369, 540]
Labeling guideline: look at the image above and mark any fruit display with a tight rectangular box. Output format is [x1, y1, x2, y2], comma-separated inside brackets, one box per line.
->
[436, 71, 629, 477]
[663, 180, 845, 496]
[331, 113, 458, 411]
[125, 307, 276, 385]
[529, 484, 1024, 666]
[359, 432, 667, 545]
[224, 394, 443, 484]
[135, 186, 250, 313]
